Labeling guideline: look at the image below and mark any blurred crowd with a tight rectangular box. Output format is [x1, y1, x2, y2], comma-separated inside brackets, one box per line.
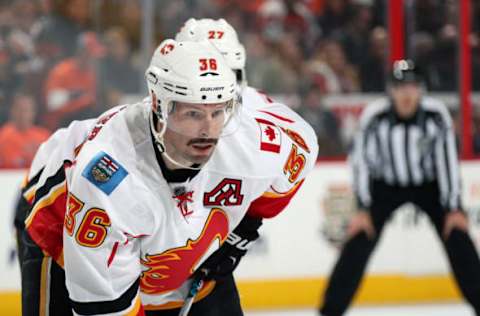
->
[0, 0, 479, 168]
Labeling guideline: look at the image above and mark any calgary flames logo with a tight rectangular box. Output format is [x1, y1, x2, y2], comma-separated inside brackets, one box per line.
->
[140, 208, 229, 295]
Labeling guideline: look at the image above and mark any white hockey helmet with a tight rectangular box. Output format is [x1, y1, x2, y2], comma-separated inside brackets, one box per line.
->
[145, 39, 237, 162]
[175, 18, 247, 89]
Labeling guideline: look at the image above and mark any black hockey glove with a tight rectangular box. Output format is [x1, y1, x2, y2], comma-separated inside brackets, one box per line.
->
[200, 214, 263, 280]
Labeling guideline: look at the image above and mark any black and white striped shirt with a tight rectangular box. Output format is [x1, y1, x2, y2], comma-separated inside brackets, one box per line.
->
[351, 97, 460, 211]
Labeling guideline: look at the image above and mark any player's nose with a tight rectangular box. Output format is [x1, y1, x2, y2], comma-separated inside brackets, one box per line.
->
[199, 115, 221, 137]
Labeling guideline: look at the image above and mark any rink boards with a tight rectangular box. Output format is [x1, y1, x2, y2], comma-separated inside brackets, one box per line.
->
[1, 161, 480, 312]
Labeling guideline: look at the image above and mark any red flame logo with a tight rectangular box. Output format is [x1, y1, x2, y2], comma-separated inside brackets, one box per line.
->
[140, 208, 229, 294]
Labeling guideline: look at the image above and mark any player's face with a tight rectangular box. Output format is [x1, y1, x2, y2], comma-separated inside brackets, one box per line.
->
[163, 101, 230, 166]
[390, 82, 422, 119]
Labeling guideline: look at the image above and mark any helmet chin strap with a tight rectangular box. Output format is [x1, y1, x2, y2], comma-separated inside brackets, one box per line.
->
[149, 112, 203, 171]
[162, 150, 203, 171]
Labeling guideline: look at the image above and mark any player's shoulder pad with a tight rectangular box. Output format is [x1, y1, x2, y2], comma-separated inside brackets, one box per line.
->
[29, 117, 98, 187]
[253, 103, 318, 191]
[214, 103, 318, 179]
[72, 108, 132, 197]
[27, 127, 68, 181]
[251, 100, 318, 157]
[241, 86, 272, 110]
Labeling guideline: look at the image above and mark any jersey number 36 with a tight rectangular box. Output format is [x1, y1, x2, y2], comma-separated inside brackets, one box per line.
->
[65, 193, 111, 248]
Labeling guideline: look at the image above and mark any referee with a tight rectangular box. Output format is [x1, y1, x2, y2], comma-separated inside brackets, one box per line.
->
[319, 60, 480, 316]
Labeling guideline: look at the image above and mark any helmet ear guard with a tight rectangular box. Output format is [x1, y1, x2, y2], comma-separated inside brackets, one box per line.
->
[146, 65, 176, 124]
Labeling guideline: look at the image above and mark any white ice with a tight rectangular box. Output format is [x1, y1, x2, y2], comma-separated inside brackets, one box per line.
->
[246, 303, 474, 316]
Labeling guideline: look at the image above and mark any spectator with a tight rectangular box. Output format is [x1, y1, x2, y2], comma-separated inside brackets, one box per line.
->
[340, 4, 373, 67]
[318, 0, 352, 37]
[99, 27, 140, 108]
[0, 3, 31, 121]
[283, 0, 311, 35]
[28, 0, 91, 119]
[43, 32, 105, 130]
[0, 93, 50, 168]
[308, 39, 360, 94]
[0, 0, 476, 157]
[245, 32, 299, 94]
[411, 32, 435, 68]
[281, 0, 322, 54]
[427, 24, 457, 91]
[414, 0, 445, 35]
[6, 30, 35, 92]
[10, 0, 39, 33]
[0, 41, 17, 124]
[98, 0, 143, 51]
[359, 26, 387, 92]
[0, 2, 15, 35]
[31, 0, 91, 61]
[216, 0, 265, 13]
[271, 32, 304, 94]
[297, 84, 344, 157]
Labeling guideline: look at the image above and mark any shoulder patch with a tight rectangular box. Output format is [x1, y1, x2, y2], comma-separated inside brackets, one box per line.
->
[255, 118, 282, 153]
[82, 151, 128, 195]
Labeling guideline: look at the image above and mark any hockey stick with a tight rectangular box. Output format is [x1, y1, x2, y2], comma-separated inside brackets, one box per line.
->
[178, 269, 208, 316]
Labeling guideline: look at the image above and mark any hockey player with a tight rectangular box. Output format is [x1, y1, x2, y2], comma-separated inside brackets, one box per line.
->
[175, 18, 316, 282]
[175, 18, 282, 113]
[64, 39, 317, 314]
[20, 18, 317, 315]
[24, 39, 318, 316]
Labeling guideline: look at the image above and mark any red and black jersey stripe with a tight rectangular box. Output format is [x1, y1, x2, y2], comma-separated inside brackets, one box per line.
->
[25, 166, 67, 265]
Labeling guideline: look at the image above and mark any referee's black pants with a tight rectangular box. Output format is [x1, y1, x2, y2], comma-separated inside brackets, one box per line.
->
[320, 181, 480, 316]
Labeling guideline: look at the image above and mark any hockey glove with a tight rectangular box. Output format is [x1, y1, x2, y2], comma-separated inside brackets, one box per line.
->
[200, 214, 263, 280]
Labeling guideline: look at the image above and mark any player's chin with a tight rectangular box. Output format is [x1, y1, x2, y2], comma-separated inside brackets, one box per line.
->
[186, 146, 216, 163]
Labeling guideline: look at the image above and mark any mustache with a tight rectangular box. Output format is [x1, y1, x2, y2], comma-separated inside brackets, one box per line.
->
[187, 138, 218, 146]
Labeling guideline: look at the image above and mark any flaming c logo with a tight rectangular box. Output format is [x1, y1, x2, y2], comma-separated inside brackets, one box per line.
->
[140, 208, 229, 295]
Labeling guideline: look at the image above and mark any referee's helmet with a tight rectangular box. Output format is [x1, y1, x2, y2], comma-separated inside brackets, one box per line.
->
[390, 59, 423, 85]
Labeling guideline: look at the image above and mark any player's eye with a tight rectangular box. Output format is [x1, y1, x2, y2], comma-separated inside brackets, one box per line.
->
[185, 111, 204, 119]
[212, 109, 225, 119]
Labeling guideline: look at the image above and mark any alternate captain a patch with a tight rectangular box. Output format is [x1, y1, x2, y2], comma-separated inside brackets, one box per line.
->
[82, 151, 128, 195]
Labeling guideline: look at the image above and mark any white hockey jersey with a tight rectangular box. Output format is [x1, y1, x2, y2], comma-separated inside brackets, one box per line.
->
[62, 93, 318, 315]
